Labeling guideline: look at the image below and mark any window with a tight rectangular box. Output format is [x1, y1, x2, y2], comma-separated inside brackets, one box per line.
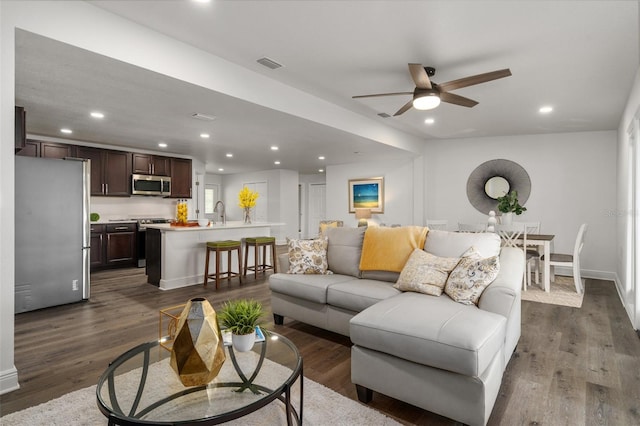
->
[204, 187, 216, 214]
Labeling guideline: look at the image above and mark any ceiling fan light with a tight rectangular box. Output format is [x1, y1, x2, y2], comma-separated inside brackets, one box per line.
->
[413, 90, 441, 110]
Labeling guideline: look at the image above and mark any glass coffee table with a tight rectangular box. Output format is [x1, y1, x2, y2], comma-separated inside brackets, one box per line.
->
[96, 331, 302, 425]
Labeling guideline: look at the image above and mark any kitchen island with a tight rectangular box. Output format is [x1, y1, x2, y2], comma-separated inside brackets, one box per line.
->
[145, 221, 284, 290]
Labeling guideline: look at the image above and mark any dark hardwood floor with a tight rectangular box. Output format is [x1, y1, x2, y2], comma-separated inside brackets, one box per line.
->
[1, 265, 639, 425]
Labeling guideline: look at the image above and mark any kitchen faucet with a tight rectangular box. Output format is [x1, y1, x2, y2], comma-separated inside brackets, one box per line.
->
[213, 200, 226, 225]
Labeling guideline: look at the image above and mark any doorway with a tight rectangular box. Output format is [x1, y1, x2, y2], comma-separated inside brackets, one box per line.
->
[308, 183, 326, 238]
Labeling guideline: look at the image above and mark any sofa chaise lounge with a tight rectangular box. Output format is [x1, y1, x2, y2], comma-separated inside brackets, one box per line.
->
[269, 226, 523, 426]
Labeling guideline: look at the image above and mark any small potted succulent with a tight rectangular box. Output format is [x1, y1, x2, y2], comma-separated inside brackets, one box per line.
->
[496, 190, 526, 224]
[218, 299, 264, 352]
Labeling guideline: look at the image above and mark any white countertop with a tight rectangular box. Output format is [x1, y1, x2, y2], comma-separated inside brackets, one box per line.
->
[145, 221, 284, 232]
[91, 219, 137, 225]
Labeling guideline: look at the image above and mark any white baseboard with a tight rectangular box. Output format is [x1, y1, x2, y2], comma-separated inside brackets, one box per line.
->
[545, 268, 637, 333]
[612, 272, 638, 331]
[551, 267, 616, 282]
[0, 366, 20, 395]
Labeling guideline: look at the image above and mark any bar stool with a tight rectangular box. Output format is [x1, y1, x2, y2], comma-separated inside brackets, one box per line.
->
[243, 236, 277, 278]
[204, 240, 242, 289]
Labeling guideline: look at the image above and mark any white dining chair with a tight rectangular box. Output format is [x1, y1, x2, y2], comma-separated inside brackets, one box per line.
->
[495, 224, 538, 290]
[457, 223, 487, 232]
[426, 219, 448, 231]
[516, 221, 541, 234]
[518, 221, 541, 285]
[544, 223, 588, 294]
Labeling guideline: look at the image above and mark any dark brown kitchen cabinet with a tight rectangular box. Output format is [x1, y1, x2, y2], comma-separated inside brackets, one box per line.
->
[16, 140, 39, 157]
[41, 141, 76, 159]
[91, 223, 137, 269]
[90, 224, 105, 267]
[106, 223, 136, 266]
[132, 153, 170, 176]
[170, 158, 192, 198]
[76, 146, 131, 196]
[15, 106, 26, 152]
[16, 139, 75, 158]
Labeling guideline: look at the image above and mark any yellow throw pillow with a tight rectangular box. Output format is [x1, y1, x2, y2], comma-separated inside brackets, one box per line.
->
[359, 226, 428, 272]
[394, 249, 462, 296]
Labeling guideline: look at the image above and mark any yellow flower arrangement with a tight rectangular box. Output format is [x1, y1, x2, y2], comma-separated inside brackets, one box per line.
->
[238, 187, 259, 209]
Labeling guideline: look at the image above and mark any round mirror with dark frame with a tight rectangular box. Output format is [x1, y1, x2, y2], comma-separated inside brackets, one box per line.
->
[484, 176, 510, 199]
[467, 159, 531, 214]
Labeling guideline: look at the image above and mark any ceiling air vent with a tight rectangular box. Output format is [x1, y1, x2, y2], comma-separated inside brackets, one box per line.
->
[191, 113, 216, 121]
[257, 57, 283, 70]
[377, 112, 391, 118]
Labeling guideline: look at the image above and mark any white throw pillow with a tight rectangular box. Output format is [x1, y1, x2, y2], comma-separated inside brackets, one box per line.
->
[445, 249, 500, 305]
[286, 237, 331, 275]
[394, 249, 462, 296]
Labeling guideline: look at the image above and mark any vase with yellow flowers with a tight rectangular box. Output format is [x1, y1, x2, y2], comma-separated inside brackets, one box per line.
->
[238, 187, 259, 224]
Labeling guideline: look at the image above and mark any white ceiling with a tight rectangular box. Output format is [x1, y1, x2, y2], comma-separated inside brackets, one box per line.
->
[15, 1, 639, 174]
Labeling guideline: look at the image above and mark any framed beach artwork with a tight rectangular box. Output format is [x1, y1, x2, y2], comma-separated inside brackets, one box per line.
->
[348, 177, 384, 213]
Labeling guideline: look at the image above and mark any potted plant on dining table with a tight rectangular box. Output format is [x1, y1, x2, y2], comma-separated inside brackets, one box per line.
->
[496, 190, 526, 225]
[218, 299, 264, 352]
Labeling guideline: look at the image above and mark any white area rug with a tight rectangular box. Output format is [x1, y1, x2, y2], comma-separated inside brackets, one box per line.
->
[1, 354, 401, 426]
[521, 275, 584, 308]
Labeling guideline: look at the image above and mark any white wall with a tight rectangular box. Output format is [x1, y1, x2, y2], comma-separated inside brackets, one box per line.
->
[617, 67, 640, 330]
[326, 158, 422, 228]
[424, 131, 618, 278]
[221, 169, 298, 243]
[0, 4, 19, 395]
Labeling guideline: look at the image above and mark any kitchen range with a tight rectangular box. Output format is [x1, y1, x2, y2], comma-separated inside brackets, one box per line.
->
[134, 218, 171, 268]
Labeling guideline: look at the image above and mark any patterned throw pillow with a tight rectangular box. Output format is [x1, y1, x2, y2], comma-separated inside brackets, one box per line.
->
[394, 249, 462, 296]
[444, 252, 500, 305]
[287, 237, 331, 274]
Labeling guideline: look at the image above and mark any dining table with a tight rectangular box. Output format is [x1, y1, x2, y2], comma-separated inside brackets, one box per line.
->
[516, 233, 555, 292]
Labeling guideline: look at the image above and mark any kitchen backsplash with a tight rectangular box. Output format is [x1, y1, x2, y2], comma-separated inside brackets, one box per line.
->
[90, 196, 181, 221]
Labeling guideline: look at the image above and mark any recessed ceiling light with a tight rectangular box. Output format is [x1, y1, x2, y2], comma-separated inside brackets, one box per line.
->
[226, 153, 233, 158]
[319, 169, 324, 173]
[539, 106, 553, 114]
[318, 156, 325, 160]
[90, 111, 104, 119]
[193, 0, 211, 3]
[158, 142, 168, 148]
[270, 146, 279, 151]
[218, 168, 224, 172]
[274, 161, 281, 165]
[60, 128, 72, 134]
[200, 133, 210, 139]
[424, 118, 435, 125]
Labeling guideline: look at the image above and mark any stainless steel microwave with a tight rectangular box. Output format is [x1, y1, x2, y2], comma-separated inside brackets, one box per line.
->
[131, 174, 171, 196]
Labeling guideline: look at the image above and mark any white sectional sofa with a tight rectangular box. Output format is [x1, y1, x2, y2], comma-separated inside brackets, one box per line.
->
[269, 226, 523, 426]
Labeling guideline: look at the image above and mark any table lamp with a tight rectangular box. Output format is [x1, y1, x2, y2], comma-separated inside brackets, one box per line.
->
[355, 208, 372, 227]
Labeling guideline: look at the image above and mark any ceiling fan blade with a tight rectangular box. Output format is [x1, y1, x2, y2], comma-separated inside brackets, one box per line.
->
[393, 99, 414, 116]
[438, 68, 511, 92]
[440, 92, 478, 108]
[408, 63, 432, 89]
[352, 91, 413, 99]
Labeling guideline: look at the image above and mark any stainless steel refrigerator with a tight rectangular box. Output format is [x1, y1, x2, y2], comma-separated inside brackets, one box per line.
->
[15, 156, 91, 313]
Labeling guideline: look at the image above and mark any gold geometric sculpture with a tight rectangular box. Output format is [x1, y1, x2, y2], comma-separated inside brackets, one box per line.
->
[169, 297, 226, 386]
